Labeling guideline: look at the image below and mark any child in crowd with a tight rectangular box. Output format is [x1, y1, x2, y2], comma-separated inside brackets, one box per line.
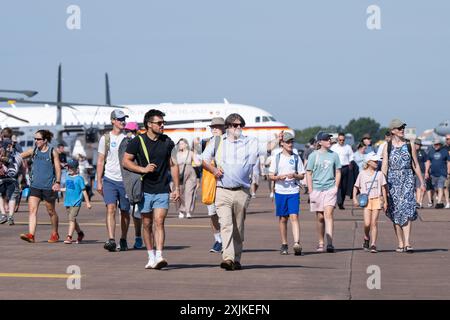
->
[353, 153, 388, 253]
[64, 160, 92, 244]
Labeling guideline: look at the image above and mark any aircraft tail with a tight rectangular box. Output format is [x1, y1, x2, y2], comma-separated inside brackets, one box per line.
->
[56, 63, 62, 125]
[105, 73, 111, 106]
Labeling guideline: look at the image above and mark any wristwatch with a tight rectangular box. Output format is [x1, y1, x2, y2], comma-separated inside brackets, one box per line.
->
[55, 181, 61, 184]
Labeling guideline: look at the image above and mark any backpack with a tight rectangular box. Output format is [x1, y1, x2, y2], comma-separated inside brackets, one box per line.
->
[201, 136, 223, 205]
[118, 136, 143, 205]
[102, 133, 110, 175]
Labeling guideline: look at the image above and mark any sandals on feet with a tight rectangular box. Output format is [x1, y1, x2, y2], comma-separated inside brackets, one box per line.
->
[405, 246, 414, 253]
[316, 244, 325, 252]
[396, 247, 404, 253]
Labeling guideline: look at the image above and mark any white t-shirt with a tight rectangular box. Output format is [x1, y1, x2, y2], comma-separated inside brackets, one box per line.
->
[330, 144, 354, 166]
[98, 132, 126, 182]
[269, 153, 305, 194]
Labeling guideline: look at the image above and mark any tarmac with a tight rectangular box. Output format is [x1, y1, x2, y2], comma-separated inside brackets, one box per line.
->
[0, 183, 449, 300]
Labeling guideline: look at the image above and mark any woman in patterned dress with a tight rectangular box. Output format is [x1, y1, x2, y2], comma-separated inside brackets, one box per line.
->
[382, 119, 425, 253]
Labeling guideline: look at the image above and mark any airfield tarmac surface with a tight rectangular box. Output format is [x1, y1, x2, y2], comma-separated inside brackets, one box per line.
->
[1, 183, 449, 300]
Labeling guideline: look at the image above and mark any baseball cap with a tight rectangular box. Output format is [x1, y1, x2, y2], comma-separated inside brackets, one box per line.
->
[362, 133, 371, 140]
[365, 152, 380, 163]
[316, 132, 332, 141]
[282, 131, 295, 142]
[433, 138, 443, 145]
[67, 159, 79, 169]
[110, 109, 129, 120]
[414, 138, 422, 145]
[389, 119, 406, 130]
[210, 117, 225, 126]
[124, 122, 139, 131]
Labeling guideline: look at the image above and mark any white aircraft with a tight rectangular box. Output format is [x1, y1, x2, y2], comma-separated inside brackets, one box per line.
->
[435, 120, 450, 136]
[0, 66, 293, 160]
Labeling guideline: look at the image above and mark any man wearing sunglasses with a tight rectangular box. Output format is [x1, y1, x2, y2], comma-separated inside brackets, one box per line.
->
[97, 109, 131, 252]
[202, 113, 259, 271]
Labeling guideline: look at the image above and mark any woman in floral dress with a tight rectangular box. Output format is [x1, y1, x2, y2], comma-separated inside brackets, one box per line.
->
[382, 119, 425, 253]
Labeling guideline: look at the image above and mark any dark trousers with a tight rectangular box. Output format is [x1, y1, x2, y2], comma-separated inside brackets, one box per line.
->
[337, 165, 350, 206]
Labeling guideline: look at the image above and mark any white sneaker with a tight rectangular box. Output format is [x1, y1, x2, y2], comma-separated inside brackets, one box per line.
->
[269, 192, 274, 198]
[186, 213, 192, 219]
[446, 203, 450, 209]
[251, 193, 256, 199]
[145, 259, 155, 269]
[427, 202, 433, 208]
[153, 257, 168, 270]
[178, 212, 184, 219]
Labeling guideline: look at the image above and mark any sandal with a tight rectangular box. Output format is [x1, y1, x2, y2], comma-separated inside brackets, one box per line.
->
[395, 247, 404, 253]
[405, 246, 414, 253]
[316, 244, 325, 253]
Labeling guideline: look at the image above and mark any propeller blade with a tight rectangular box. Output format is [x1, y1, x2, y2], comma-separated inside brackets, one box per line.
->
[0, 90, 38, 98]
[0, 109, 30, 123]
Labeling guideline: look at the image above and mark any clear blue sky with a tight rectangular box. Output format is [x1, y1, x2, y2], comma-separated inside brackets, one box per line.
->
[1, 0, 449, 134]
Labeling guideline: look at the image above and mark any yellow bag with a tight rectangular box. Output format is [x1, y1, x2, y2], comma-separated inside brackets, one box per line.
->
[201, 161, 217, 205]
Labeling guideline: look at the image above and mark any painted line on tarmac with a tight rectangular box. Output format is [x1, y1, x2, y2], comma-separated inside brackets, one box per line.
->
[11, 222, 209, 228]
[0, 273, 81, 279]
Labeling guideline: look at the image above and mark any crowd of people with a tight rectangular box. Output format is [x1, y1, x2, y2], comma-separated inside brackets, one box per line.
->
[1, 111, 449, 271]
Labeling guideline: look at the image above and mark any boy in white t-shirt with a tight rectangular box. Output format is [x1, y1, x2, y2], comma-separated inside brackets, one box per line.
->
[353, 153, 387, 253]
[269, 132, 305, 256]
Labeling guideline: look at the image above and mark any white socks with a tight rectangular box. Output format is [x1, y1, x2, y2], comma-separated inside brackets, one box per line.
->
[214, 232, 222, 243]
[147, 250, 155, 261]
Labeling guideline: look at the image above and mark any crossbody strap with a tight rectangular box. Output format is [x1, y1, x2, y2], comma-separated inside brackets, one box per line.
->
[366, 171, 378, 195]
[138, 135, 150, 180]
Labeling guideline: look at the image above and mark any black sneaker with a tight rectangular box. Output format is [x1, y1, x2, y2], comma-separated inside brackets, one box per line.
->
[7, 216, 14, 226]
[326, 244, 335, 253]
[119, 238, 128, 251]
[435, 203, 445, 209]
[363, 239, 370, 251]
[370, 245, 378, 253]
[104, 239, 117, 252]
[0, 215, 7, 224]
[280, 244, 288, 255]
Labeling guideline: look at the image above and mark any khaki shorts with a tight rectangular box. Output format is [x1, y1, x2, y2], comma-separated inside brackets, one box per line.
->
[366, 197, 382, 211]
[309, 186, 338, 212]
[66, 206, 81, 222]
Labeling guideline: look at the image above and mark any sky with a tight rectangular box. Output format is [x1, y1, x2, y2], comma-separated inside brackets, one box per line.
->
[1, 0, 449, 134]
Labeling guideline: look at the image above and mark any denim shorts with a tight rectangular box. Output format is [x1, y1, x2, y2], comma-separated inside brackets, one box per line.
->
[102, 177, 130, 212]
[431, 176, 446, 189]
[138, 193, 170, 214]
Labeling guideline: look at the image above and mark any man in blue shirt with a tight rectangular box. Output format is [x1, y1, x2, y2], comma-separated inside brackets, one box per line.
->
[202, 113, 259, 271]
[425, 139, 450, 209]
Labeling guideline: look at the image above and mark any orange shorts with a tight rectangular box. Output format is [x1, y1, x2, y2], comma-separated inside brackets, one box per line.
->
[366, 197, 382, 211]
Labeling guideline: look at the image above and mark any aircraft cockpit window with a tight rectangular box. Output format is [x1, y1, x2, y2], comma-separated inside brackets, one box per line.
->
[269, 116, 276, 121]
[20, 141, 25, 147]
[255, 116, 261, 123]
[262, 116, 270, 122]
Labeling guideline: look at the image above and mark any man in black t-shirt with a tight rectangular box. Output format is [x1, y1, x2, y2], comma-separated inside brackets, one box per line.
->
[123, 109, 180, 270]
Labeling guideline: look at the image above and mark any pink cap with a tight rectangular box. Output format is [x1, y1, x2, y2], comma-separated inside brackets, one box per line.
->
[124, 122, 139, 131]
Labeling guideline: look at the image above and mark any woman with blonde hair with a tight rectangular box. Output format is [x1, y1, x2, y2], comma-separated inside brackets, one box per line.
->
[175, 138, 197, 219]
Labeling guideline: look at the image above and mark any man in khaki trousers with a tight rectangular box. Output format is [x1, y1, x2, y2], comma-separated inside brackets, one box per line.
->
[202, 113, 259, 271]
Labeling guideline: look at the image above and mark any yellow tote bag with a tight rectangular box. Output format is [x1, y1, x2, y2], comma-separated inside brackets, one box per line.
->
[201, 161, 217, 205]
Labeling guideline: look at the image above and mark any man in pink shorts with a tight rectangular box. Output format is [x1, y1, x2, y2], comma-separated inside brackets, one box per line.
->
[306, 132, 342, 253]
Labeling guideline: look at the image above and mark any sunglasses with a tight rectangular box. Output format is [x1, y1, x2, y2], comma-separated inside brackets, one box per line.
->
[229, 123, 243, 128]
[395, 126, 406, 130]
[34, 138, 44, 141]
[116, 117, 127, 122]
[150, 121, 167, 126]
